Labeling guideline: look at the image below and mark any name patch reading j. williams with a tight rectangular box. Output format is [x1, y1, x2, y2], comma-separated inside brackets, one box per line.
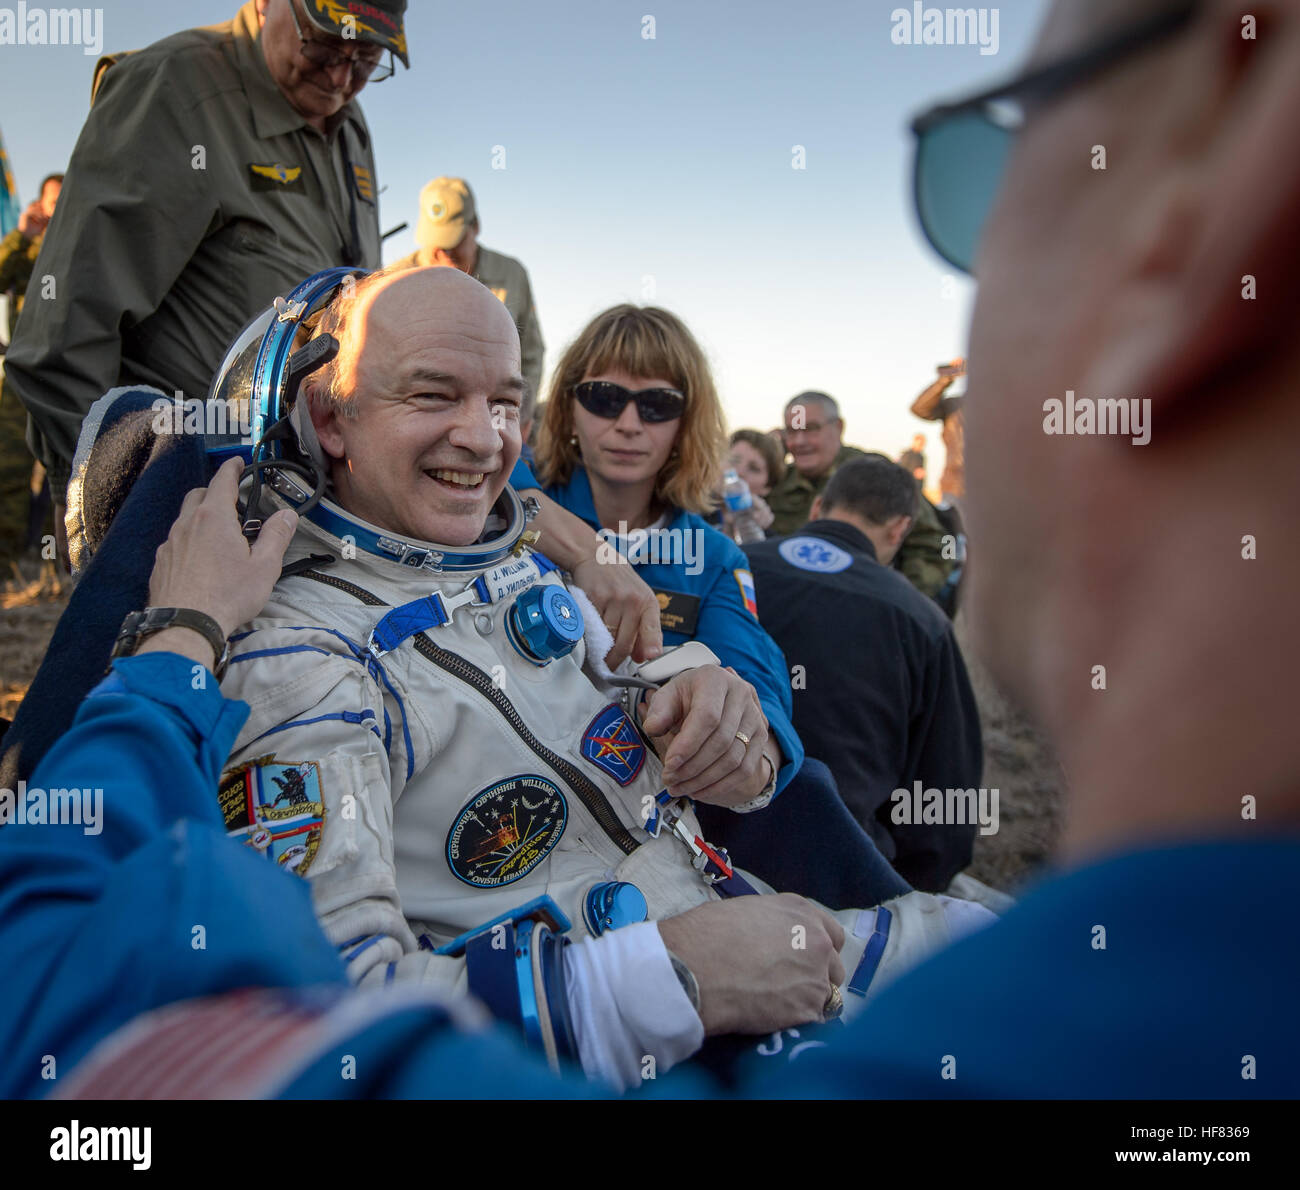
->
[446, 775, 567, 888]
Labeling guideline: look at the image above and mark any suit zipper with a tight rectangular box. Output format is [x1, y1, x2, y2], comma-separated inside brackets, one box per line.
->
[297, 569, 641, 856]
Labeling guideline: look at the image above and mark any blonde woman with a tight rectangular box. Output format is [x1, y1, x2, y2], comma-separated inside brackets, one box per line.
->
[513, 304, 802, 804]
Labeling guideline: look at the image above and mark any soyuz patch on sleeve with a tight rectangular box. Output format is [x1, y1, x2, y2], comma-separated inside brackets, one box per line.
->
[446, 776, 567, 888]
[219, 756, 325, 876]
[734, 568, 759, 617]
[581, 704, 647, 786]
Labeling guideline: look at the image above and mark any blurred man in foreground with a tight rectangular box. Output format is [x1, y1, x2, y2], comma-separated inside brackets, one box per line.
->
[766, 0, 1300, 1096]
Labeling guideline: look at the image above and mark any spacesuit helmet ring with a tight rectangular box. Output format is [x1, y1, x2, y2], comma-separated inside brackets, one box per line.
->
[204, 267, 530, 573]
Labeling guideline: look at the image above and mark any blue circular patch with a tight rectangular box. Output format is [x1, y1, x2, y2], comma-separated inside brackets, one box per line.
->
[778, 535, 854, 573]
[446, 775, 567, 888]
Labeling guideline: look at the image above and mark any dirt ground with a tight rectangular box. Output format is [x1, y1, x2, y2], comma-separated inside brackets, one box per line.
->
[0, 565, 1063, 893]
[1, 556, 68, 723]
[956, 611, 1066, 893]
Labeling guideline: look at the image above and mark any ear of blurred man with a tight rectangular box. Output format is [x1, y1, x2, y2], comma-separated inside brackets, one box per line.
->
[882, 514, 912, 564]
[1085, 0, 1300, 422]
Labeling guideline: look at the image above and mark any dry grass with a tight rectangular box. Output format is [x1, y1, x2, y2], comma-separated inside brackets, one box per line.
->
[1, 556, 70, 722]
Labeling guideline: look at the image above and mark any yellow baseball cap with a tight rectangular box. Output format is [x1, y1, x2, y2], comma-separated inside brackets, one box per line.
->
[416, 177, 477, 250]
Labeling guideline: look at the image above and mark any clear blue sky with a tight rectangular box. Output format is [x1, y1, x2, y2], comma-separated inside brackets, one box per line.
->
[1, 0, 1048, 469]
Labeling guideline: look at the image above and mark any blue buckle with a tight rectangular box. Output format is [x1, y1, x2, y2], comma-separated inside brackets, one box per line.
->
[433, 894, 571, 957]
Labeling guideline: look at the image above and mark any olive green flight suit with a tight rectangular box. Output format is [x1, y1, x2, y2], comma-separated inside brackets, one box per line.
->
[4, 0, 382, 501]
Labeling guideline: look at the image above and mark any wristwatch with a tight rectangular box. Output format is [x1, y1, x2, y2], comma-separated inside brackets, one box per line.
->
[111, 607, 231, 679]
[664, 948, 701, 1014]
[730, 752, 778, 814]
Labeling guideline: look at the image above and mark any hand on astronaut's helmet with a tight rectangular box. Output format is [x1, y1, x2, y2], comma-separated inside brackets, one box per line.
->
[147, 457, 299, 640]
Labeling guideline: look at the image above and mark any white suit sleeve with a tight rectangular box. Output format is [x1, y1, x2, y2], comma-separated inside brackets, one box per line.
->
[562, 921, 704, 1091]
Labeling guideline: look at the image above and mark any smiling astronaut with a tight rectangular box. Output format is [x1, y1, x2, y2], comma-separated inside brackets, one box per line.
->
[218, 266, 993, 1089]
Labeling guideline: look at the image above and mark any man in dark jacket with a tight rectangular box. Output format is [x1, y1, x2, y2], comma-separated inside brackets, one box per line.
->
[744, 455, 983, 890]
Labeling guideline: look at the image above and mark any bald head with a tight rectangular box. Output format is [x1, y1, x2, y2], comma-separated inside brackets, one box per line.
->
[315, 267, 521, 415]
[1032, 0, 1174, 64]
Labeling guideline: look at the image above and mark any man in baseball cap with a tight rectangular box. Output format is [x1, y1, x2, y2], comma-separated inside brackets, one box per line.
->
[394, 177, 545, 416]
[4, 0, 406, 572]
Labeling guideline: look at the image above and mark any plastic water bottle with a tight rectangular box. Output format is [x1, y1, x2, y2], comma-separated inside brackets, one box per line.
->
[723, 469, 765, 543]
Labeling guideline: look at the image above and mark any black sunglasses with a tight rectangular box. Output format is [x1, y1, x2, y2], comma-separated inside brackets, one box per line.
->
[287, 0, 395, 83]
[909, 0, 1201, 273]
[573, 380, 686, 424]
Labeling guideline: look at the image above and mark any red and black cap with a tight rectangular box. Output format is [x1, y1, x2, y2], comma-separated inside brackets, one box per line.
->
[300, 0, 409, 68]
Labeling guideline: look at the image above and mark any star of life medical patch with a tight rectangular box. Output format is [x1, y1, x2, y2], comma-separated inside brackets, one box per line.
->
[220, 755, 326, 876]
[777, 535, 854, 574]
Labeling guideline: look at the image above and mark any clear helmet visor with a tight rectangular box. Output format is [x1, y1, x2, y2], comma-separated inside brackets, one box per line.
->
[205, 306, 276, 450]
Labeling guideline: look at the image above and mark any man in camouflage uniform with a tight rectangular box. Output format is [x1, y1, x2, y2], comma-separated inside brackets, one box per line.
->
[766, 391, 953, 597]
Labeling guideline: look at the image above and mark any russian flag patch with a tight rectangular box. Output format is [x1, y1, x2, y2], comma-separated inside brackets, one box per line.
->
[734, 568, 758, 618]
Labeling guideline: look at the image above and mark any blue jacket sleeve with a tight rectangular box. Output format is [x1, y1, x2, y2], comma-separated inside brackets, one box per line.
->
[693, 541, 804, 796]
[0, 652, 347, 1098]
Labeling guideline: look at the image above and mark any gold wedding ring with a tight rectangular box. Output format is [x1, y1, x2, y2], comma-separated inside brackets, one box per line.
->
[822, 983, 844, 1021]
[734, 730, 751, 747]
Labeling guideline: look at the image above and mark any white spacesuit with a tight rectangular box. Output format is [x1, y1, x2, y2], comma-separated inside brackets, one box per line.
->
[219, 485, 988, 1089]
